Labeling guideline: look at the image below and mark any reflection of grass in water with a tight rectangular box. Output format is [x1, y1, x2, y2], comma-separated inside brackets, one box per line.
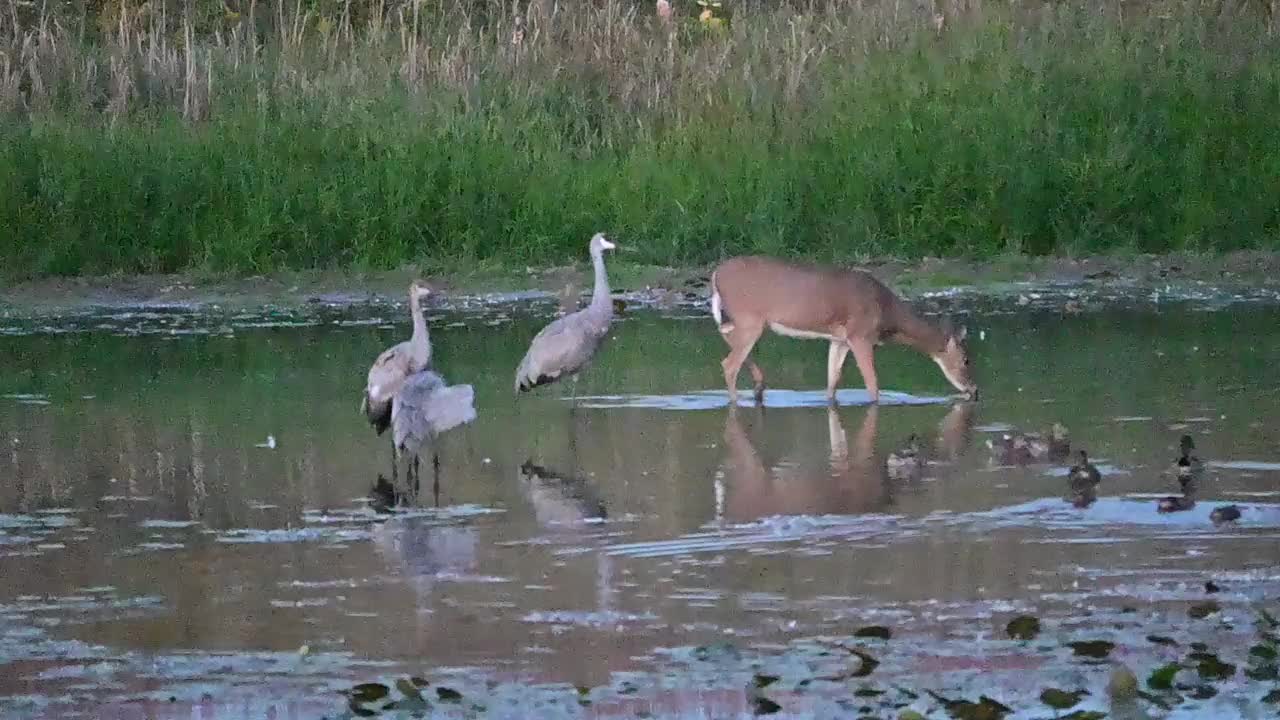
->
[2, 305, 1279, 533]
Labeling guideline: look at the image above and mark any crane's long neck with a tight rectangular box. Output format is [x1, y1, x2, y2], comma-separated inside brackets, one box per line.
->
[409, 292, 432, 366]
[588, 249, 612, 317]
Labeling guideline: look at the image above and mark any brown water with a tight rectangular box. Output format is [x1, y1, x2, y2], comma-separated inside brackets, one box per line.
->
[2, 292, 1279, 718]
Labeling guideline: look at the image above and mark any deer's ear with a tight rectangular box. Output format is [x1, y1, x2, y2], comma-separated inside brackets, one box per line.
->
[956, 325, 968, 341]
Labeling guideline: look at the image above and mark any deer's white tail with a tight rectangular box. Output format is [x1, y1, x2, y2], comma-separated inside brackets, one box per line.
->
[710, 270, 723, 325]
[709, 270, 734, 334]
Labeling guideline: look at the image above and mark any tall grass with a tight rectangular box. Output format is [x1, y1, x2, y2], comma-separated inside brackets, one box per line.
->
[1, 0, 1278, 277]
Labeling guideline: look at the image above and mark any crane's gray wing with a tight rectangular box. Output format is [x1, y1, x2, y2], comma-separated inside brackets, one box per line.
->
[514, 313, 604, 392]
[419, 384, 476, 436]
[363, 340, 415, 434]
[392, 371, 476, 454]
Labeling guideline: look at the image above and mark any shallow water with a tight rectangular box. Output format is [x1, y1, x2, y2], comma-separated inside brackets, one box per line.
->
[2, 295, 1280, 718]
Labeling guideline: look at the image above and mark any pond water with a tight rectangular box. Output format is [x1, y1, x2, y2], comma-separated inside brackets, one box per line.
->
[1, 291, 1279, 719]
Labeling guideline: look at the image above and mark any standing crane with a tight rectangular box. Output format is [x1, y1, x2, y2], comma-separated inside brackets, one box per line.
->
[514, 232, 618, 404]
[361, 281, 433, 477]
[392, 369, 477, 504]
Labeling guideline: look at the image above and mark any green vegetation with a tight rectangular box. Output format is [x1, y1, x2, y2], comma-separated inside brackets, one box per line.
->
[1, 0, 1279, 278]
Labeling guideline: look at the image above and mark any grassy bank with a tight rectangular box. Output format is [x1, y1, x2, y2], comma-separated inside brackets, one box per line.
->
[1, 0, 1279, 278]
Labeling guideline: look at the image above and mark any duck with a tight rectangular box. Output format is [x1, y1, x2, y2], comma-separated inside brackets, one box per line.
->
[1210, 504, 1242, 524]
[1067, 450, 1102, 493]
[1028, 423, 1071, 461]
[1171, 434, 1205, 486]
[986, 423, 1070, 464]
[1066, 484, 1098, 509]
[886, 434, 925, 481]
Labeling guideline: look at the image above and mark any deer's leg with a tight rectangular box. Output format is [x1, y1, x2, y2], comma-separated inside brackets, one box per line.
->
[746, 360, 766, 404]
[826, 341, 850, 405]
[848, 338, 880, 405]
[720, 322, 765, 405]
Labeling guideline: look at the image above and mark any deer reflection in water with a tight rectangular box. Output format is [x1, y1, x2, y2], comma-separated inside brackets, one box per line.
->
[718, 402, 976, 524]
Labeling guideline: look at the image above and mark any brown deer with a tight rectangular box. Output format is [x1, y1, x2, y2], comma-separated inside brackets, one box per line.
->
[709, 256, 978, 404]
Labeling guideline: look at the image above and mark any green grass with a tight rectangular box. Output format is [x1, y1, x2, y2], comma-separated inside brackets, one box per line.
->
[1, 2, 1279, 278]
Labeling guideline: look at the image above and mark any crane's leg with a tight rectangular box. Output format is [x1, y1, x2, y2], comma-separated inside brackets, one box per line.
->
[566, 373, 580, 414]
[411, 455, 421, 500]
[432, 452, 441, 507]
[390, 440, 398, 483]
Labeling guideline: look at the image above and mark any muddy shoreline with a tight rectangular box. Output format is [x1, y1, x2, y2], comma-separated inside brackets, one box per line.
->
[4, 251, 1280, 318]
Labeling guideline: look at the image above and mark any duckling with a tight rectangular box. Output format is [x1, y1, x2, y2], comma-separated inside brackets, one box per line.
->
[886, 434, 924, 481]
[1210, 504, 1242, 524]
[987, 432, 1032, 465]
[1028, 423, 1071, 462]
[1067, 450, 1102, 493]
[1157, 494, 1196, 513]
[1172, 434, 1205, 485]
[987, 423, 1070, 465]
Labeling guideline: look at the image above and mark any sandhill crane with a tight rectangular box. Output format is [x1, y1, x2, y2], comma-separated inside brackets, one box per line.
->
[392, 369, 476, 503]
[514, 232, 617, 403]
[361, 282, 433, 473]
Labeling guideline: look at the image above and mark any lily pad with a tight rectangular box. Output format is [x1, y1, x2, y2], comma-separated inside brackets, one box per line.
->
[1250, 644, 1278, 661]
[1040, 688, 1086, 709]
[1136, 690, 1173, 710]
[752, 696, 782, 715]
[1146, 635, 1178, 646]
[395, 678, 424, 702]
[1263, 689, 1280, 704]
[1148, 663, 1181, 690]
[1186, 684, 1217, 700]
[435, 687, 463, 702]
[1245, 664, 1278, 681]
[1189, 601, 1221, 619]
[1205, 581, 1221, 594]
[1068, 640, 1115, 659]
[1061, 712, 1107, 720]
[1193, 653, 1235, 681]
[1006, 615, 1041, 640]
[693, 641, 741, 662]
[950, 696, 1012, 720]
[753, 674, 780, 689]
[899, 712, 927, 720]
[855, 626, 893, 640]
[347, 698, 377, 717]
[928, 691, 1011, 720]
[349, 683, 390, 703]
[1258, 608, 1278, 629]
[854, 688, 885, 697]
